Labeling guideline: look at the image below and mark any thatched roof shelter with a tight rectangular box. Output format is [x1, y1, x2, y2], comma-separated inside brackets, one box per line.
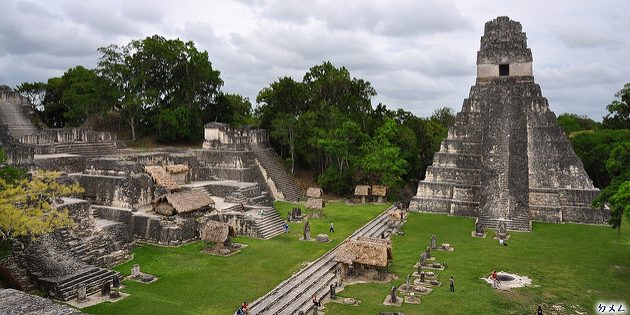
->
[357, 236, 392, 248]
[354, 185, 370, 196]
[200, 220, 236, 244]
[306, 187, 323, 198]
[306, 198, 325, 209]
[334, 239, 392, 268]
[145, 165, 180, 191]
[371, 185, 387, 197]
[166, 164, 189, 174]
[152, 191, 214, 216]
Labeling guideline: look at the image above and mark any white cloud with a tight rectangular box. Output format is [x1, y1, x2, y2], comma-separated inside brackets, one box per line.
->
[0, 0, 628, 121]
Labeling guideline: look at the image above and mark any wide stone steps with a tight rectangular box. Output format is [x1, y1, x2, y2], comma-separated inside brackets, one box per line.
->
[53, 268, 118, 301]
[477, 215, 530, 231]
[252, 148, 303, 202]
[246, 206, 395, 315]
[0, 102, 38, 138]
[54, 142, 117, 157]
[255, 208, 286, 239]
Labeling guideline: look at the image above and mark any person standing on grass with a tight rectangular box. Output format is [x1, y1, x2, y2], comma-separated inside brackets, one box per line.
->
[449, 276, 455, 292]
[329, 221, 335, 233]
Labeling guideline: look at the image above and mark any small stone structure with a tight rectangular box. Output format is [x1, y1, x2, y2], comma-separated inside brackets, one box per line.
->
[354, 185, 370, 204]
[152, 190, 215, 216]
[306, 198, 325, 209]
[334, 237, 392, 278]
[200, 220, 236, 247]
[306, 187, 323, 198]
[371, 185, 387, 203]
[409, 16, 609, 229]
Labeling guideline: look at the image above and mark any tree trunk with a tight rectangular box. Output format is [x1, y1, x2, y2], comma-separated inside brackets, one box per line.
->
[290, 129, 295, 175]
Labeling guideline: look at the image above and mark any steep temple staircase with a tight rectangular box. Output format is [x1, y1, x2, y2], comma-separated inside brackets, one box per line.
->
[0, 91, 38, 138]
[251, 146, 303, 202]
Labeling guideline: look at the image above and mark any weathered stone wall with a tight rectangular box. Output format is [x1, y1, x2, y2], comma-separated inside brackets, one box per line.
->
[19, 128, 117, 145]
[202, 122, 269, 149]
[207, 212, 259, 238]
[0, 124, 34, 165]
[34, 155, 85, 173]
[77, 173, 154, 208]
[0, 289, 84, 315]
[96, 206, 200, 246]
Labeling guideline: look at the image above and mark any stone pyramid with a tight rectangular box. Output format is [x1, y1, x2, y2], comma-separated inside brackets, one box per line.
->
[409, 16, 609, 231]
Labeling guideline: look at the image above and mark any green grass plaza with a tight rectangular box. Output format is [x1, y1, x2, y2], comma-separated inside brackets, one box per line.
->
[85, 201, 630, 315]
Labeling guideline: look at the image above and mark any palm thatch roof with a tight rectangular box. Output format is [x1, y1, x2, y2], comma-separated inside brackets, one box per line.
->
[357, 236, 392, 248]
[145, 165, 180, 191]
[200, 220, 236, 244]
[371, 185, 387, 197]
[334, 239, 392, 267]
[152, 190, 214, 216]
[166, 164, 189, 174]
[306, 187, 323, 198]
[306, 198, 325, 209]
[354, 185, 370, 196]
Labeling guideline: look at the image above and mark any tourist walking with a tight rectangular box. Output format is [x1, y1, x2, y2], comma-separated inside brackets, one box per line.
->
[449, 276, 455, 292]
[492, 270, 498, 288]
[329, 221, 335, 233]
[312, 294, 321, 307]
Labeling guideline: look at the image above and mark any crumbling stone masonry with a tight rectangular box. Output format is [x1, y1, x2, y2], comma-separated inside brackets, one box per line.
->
[409, 17, 609, 230]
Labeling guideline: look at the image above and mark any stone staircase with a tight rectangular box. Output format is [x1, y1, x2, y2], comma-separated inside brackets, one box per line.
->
[0, 93, 38, 139]
[477, 214, 531, 231]
[53, 142, 117, 157]
[40, 267, 119, 301]
[246, 206, 397, 315]
[251, 147, 303, 202]
[254, 207, 286, 239]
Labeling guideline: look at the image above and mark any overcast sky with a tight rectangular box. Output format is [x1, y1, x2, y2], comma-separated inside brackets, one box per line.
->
[1, 0, 628, 120]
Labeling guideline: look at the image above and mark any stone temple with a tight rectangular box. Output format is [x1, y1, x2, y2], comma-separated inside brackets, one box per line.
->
[409, 16, 609, 230]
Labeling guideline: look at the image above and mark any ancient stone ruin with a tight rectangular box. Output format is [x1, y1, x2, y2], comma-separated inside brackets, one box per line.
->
[0, 88, 305, 302]
[409, 16, 609, 230]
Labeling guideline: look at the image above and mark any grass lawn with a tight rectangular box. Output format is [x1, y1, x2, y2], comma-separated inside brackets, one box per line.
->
[326, 212, 630, 315]
[84, 201, 391, 315]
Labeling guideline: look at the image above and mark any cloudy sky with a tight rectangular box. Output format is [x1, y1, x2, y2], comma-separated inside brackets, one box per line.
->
[1, 0, 628, 120]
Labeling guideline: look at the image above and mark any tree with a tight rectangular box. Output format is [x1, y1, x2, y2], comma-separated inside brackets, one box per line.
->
[357, 119, 409, 188]
[16, 81, 46, 112]
[430, 106, 456, 129]
[58, 66, 112, 126]
[603, 83, 630, 130]
[557, 113, 600, 135]
[607, 181, 630, 240]
[270, 113, 298, 174]
[255, 76, 308, 130]
[215, 93, 255, 127]
[0, 150, 83, 248]
[570, 129, 630, 188]
[98, 35, 223, 142]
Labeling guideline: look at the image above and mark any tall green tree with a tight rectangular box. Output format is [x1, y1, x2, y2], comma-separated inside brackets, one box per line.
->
[603, 83, 630, 130]
[357, 119, 409, 188]
[557, 113, 600, 135]
[97, 35, 223, 142]
[15, 81, 46, 112]
[607, 181, 630, 240]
